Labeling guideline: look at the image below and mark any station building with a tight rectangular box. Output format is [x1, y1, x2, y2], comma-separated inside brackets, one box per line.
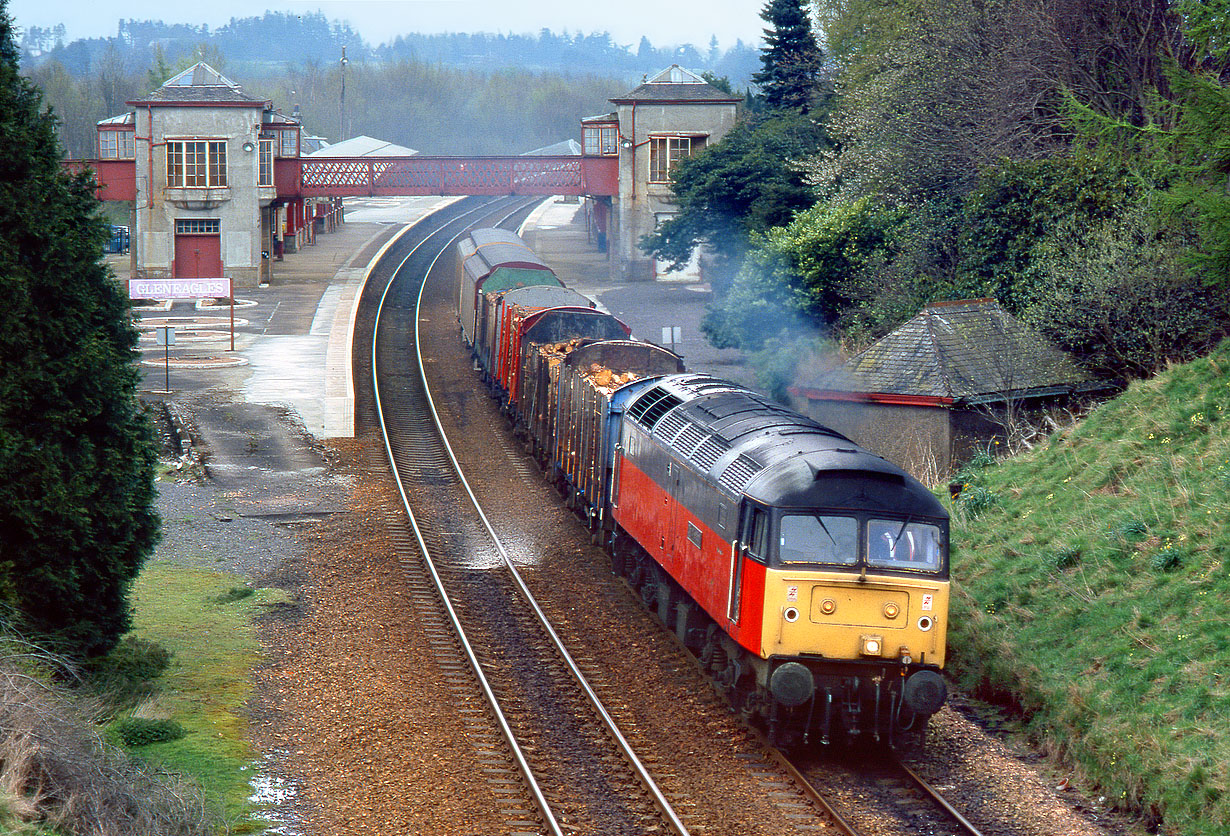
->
[582, 65, 741, 281]
[97, 63, 334, 287]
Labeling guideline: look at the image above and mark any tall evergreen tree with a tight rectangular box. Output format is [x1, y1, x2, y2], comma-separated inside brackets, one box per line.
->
[753, 0, 824, 112]
[0, 0, 159, 658]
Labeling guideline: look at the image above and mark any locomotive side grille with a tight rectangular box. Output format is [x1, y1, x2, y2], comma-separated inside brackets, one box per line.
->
[691, 436, 728, 471]
[718, 454, 763, 495]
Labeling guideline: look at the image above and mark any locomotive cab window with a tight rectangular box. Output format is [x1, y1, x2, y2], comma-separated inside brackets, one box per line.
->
[779, 514, 858, 566]
[867, 519, 943, 572]
[744, 507, 770, 563]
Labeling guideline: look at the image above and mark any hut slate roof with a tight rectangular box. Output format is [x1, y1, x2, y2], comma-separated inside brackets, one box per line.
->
[802, 299, 1095, 403]
[129, 62, 266, 106]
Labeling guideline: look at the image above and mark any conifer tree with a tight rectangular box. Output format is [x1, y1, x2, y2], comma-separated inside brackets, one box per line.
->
[0, 0, 159, 658]
[753, 0, 824, 112]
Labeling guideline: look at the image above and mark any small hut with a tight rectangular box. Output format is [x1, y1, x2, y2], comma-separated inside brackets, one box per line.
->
[788, 299, 1103, 480]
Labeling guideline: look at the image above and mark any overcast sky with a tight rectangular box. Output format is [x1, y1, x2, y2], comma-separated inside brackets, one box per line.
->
[8, 0, 767, 51]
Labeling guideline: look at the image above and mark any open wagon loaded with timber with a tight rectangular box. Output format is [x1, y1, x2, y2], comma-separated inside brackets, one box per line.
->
[507, 307, 630, 429]
[520, 337, 586, 462]
[550, 340, 683, 539]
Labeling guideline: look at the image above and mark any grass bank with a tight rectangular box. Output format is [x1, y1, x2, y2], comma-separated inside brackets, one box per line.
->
[116, 564, 289, 833]
[947, 339, 1230, 835]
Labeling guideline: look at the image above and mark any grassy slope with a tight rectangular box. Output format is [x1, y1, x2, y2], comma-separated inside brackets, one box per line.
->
[120, 565, 287, 833]
[947, 339, 1230, 835]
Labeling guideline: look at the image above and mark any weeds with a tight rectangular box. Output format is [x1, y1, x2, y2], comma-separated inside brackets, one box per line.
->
[81, 636, 173, 708]
[0, 643, 213, 835]
[1051, 547, 1081, 570]
[955, 485, 1000, 518]
[113, 717, 187, 747]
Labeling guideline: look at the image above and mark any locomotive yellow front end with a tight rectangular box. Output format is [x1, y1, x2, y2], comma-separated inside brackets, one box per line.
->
[765, 572, 949, 670]
[741, 506, 951, 749]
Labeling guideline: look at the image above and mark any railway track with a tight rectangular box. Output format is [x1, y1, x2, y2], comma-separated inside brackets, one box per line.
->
[367, 198, 690, 835]
[776, 743, 988, 836]
[354, 199, 1009, 836]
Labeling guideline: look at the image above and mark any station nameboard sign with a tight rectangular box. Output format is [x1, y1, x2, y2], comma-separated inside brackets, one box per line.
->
[128, 278, 231, 299]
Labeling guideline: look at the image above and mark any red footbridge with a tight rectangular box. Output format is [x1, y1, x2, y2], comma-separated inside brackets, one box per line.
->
[83, 155, 618, 201]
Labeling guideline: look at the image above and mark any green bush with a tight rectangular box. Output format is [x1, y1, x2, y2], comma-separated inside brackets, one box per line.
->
[958, 156, 1139, 313]
[1021, 205, 1228, 380]
[81, 636, 172, 706]
[706, 198, 910, 351]
[113, 717, 187, 747]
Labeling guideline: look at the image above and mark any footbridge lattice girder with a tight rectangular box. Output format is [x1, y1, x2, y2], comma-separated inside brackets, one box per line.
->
[289, 155, 617, 197]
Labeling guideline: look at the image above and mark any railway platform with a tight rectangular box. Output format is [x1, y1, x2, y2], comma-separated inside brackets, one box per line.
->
[119, 197, 454, 439]
[120, 194, 748, 447]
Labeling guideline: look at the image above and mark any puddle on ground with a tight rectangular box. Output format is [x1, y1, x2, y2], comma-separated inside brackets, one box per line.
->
[248, 751, 308, 836]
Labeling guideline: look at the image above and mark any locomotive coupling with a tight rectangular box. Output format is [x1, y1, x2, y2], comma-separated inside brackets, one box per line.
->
[903, 669, 947, 715]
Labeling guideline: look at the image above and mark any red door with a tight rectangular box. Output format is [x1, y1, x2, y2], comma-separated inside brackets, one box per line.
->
[174, 233, 222, 278]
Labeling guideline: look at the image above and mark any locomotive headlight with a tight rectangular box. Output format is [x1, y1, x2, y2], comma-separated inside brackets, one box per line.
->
[883, 602, 901, 619]
[860, 635, 883, 656]
[819, 598, 837, 615]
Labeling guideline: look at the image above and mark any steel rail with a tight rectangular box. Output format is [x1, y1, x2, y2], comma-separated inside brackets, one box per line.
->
[370, 198, 567, 836]
[898, 759, 986, 836]
[407, 210, 693, 836]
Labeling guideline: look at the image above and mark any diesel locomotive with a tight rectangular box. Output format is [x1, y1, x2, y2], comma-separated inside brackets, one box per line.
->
[455, 228, 950, 749]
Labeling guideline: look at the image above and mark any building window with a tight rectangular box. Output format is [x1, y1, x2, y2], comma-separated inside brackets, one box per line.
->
[175, 219, 220, 234]
[649, 135, 705, 183]
[583, 125, 618, 156]
[99, 130, 135, 159]
[167, 140, 227, 188]
[258, 138, 274, 187]
[279, 129, 298, 158]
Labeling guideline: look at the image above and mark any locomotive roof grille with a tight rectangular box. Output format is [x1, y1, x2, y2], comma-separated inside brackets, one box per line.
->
[691, 436, 728, 471]
[629, 387, 683, 428]
[719, 454, 763, 495]
[654, 410, 690, 443]
[673, 424, 709, 457]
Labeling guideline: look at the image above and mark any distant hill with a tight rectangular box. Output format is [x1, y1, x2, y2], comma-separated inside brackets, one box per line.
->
[948, 337, 1230, 835]
[21, 13, 761, 160]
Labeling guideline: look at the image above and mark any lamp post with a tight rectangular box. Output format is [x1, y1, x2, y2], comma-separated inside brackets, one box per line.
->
[339, 46, 348, 141]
